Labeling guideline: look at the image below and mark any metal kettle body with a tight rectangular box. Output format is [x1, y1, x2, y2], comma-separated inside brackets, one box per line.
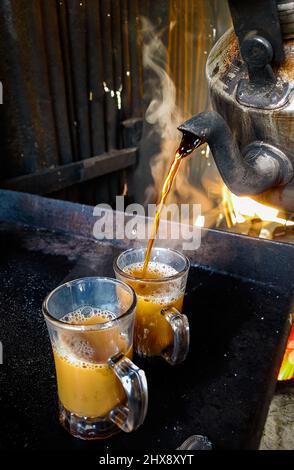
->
[206, 28, 294, 212]
[179, 0, 294, 212]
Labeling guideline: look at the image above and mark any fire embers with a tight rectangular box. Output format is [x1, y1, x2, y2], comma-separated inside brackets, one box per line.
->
[278, 321, 294, 381]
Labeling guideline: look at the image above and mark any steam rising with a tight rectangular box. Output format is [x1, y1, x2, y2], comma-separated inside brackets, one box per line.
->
[142, 18, 178, 139]
[141, 17, 212, 218]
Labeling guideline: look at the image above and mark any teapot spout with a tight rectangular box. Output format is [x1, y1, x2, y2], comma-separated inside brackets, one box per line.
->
[178, 111, 293, 196]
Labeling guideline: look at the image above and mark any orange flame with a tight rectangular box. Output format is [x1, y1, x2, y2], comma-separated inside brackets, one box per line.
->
[278, 321, 294, 381]
[221, 187, 294, 381]
[221, 187, 294, 239]
[222, 187, 294, 227]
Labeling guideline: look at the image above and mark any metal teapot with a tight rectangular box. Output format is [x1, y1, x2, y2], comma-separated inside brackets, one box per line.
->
[179, 0, 294, 212]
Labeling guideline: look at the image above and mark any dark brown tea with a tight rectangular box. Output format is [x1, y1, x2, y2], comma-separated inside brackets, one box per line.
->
[142, 132, 201, 277]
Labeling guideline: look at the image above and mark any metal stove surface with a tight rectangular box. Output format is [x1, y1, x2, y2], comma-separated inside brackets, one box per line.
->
[0, 225, 292, 449]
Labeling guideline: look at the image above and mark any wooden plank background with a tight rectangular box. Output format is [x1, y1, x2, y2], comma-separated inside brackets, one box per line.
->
[0, 0, 148, 205]
[0, 0, 231, 208]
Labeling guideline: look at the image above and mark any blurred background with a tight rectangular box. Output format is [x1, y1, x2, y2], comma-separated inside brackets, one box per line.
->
[0, 0, 293, 242]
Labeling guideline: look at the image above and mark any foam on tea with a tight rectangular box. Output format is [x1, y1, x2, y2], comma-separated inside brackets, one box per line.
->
[53, 307, 130, 418]
[123, 261, 184, 357]
[62, 307, 116, 325]
[124, 261, 180, 302]
[124, 261, 178, 279]
[58, 307, 119, 364]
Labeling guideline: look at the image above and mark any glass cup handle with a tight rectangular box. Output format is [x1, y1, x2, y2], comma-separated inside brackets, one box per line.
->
[108, 352, 148, 432]
[161, 307, 190, 365]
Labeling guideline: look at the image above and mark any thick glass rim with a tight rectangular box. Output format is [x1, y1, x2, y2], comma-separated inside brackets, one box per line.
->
[114, 247, 190, 283]
[42, 276, 136, 331]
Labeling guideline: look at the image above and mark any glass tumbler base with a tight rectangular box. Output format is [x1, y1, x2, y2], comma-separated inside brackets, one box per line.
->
[58, 401, 120, 440]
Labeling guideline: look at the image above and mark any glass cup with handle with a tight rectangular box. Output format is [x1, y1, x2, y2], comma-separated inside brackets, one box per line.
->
[43, 276, 148, 440]
[114, 247, 190, 365]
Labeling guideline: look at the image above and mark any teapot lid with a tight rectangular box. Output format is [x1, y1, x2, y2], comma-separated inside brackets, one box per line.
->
[212, 1, 294, 110]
